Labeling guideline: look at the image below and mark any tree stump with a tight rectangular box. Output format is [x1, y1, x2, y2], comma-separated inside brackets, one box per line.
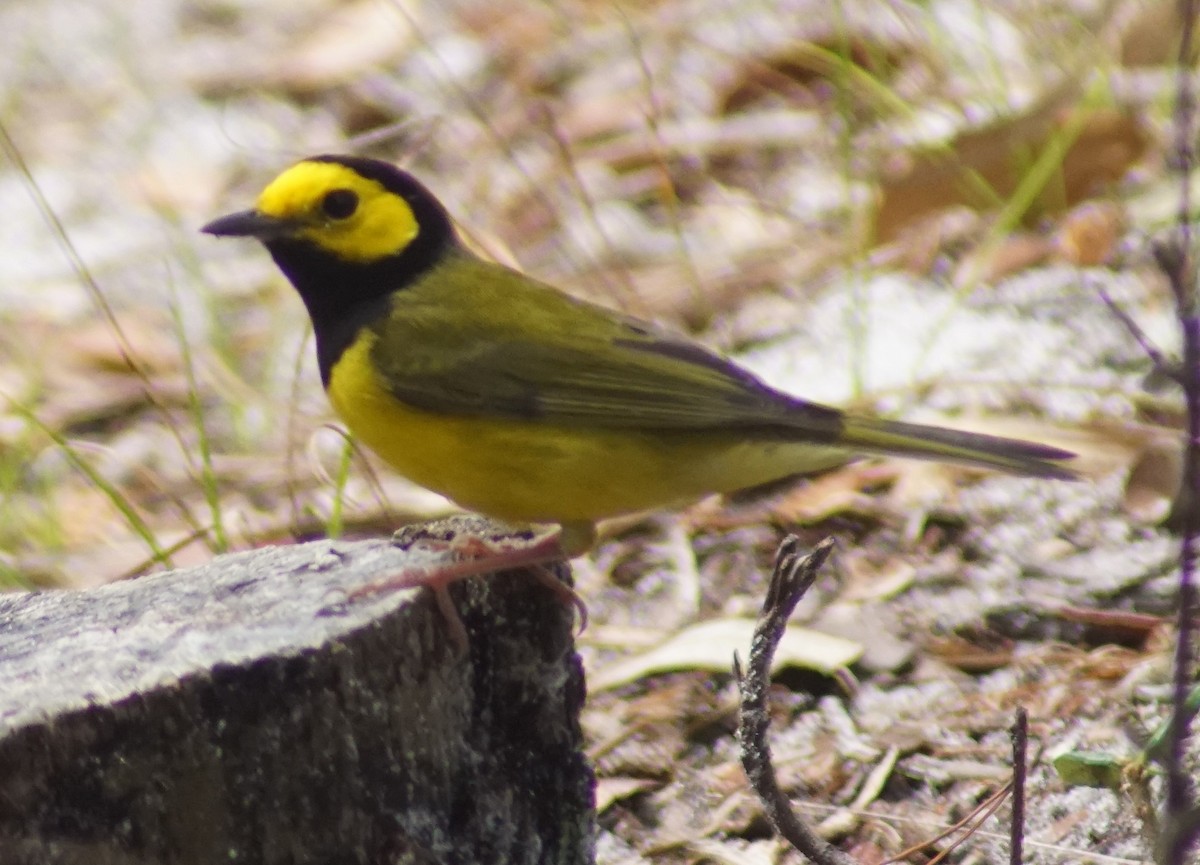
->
[0, 517, 594, 865]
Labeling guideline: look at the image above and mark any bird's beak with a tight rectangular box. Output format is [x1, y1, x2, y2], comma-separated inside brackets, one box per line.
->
[201, 209, 299, 241]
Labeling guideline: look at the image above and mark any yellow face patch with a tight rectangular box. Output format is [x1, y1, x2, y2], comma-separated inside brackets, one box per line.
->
[255, 161, 419, 262]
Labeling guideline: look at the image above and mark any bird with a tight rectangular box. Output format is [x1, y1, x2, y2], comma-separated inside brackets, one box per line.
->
[202, 154, 1074, 626]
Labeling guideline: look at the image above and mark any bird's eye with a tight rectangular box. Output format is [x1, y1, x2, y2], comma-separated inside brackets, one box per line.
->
[321, 189, 359, 220]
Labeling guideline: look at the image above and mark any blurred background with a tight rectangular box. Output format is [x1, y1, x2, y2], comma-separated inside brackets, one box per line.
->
[0, 0, 1165, 587]
[0, 0, 1187, 858]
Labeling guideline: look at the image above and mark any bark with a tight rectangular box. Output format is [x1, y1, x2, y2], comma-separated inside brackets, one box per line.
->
[0, 518, 594, 865]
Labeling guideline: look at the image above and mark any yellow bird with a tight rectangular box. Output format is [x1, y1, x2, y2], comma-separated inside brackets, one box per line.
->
[203, 155, 1073, 611]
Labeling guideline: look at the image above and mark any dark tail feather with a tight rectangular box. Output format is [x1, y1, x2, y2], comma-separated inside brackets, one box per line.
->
[840, 416, 1077, 480]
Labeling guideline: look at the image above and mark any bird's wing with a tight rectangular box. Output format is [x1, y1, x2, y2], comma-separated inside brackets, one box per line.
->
[369, 275, 843, 437]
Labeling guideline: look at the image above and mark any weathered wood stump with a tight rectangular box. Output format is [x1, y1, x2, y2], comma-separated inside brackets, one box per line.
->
[0, 518, 594, 865]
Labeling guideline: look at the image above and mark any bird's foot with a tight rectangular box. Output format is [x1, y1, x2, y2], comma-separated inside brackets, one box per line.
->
[349, 524, 587, 651]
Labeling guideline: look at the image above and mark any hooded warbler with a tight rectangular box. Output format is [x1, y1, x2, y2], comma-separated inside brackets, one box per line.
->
[202, 155, 1073, 582]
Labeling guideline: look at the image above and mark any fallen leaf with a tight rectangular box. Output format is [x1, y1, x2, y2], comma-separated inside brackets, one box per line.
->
[595, 776, 660, 812]
[718, 36, 909, 116]
[39, 313, 180, 376]
[1055, 604, 1166, 648]
[1054, 201, 1124, 266]
[271, 0, 418, 94]
[1053, 750, 1127, 789]
[587, 617, 862, 691]
[1123, 430, 1181, 524]
[1118, 0, 1200, 67]
[926, 632, 1014, 673]
[837, 554, 915, 602]
[189, 0, 420, 96]
[874, 84, 1149, 243]
[950, 230, 1054, 285]
[767, 462, 891, 524]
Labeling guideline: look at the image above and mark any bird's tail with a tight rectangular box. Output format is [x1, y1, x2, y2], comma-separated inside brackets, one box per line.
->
[839, 416, 1077, 480]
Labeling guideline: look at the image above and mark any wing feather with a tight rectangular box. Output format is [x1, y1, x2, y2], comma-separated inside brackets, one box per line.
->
[368, 262, 843, 439]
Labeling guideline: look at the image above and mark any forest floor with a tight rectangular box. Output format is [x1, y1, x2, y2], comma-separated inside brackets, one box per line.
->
[0, 0, 1193, 861]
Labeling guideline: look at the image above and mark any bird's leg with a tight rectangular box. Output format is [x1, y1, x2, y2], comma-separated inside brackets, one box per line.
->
[424, 533, 589, 628]
[348, 522, 594, 646]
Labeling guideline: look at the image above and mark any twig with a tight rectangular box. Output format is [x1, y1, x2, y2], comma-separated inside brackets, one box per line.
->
[1158, 1, 1200, 862]
[735, 536, 856, 865]
[1010, 707, 1028, 865]
[923, 788, 1013, 865]
[1092, 278, 1178, 384]
[881, 782, 1012, 864]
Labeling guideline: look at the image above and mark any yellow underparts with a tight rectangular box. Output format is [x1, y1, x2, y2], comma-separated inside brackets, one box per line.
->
[328, 335, 850, 538]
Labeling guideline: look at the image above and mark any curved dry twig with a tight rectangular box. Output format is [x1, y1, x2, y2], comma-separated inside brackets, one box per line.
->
[735, 535, 857, 865]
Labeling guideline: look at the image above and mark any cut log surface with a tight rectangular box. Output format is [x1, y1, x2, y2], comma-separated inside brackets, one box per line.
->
[0, 517, 594, 865]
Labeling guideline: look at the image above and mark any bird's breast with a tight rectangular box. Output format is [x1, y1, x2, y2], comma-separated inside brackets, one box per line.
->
[326, 334, 850, 524]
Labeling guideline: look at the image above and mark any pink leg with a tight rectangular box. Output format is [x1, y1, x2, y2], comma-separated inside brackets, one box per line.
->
[349, 530, 588, 649]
